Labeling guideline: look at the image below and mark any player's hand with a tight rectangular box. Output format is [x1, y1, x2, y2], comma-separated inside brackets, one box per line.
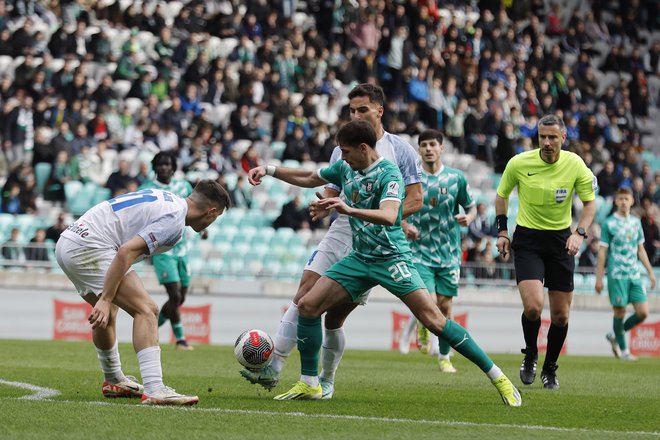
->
[247, 166, 267, 186]
[89, 298, 112, 330]
[454, 213, 470, 227]
[595, 278, 603, 294]
[496, 234, 510, 261]
[650, 273, 657, 291]
[565, 233, 583, 256]
[402, 221, 419, 240]
[309, 192, 331, 221]
[317, 197, 351, 216]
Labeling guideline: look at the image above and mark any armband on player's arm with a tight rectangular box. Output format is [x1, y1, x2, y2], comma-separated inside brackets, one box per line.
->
[496, 215, 508, 233]
[266, 165, 276, 177]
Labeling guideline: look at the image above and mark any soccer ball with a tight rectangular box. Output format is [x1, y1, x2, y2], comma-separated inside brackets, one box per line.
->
[234, 329, 274, 370]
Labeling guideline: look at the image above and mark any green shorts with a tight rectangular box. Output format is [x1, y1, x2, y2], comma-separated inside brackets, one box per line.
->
[415, 264, 460, 297]
[325, 253, 426, 303]
[152, 254, 191, 287]
[607, 277, 646, 307]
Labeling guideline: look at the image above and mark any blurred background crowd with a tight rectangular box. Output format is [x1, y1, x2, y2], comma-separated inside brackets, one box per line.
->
[0, 0, 658, 277]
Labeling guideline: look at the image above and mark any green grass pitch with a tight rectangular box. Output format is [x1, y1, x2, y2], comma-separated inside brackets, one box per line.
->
[1, 339, 659, 439]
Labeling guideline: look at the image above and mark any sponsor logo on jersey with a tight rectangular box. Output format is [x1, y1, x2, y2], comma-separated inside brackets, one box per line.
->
[66, 223, 90, 238]
[148, 232, 159, 247]
[555, 188, 568, 203]
[386, 181, 399, 197]
[352, 191, 360, 204]
[592, 175, 598, 192]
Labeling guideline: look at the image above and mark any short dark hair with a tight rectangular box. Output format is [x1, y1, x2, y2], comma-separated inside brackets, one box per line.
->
[151, 151, 178, 172]
[191, 179, 232, 211]
[538, 114, 566, 132]
[419, 129, 443, 144]
[616, 187, 633, 196]
[347, 83, 385, 106]
[336, 120, 377, 149]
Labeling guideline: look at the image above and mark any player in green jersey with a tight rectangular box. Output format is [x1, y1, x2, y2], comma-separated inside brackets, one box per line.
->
[495, 114, 597, 390]
[400, 129, 477, 373]
[139, 152, 195, 350]
[248, 120, 522, 406]
[595, 187, 656, 361]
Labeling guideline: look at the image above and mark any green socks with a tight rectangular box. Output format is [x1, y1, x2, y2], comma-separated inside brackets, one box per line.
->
[298, 316, 322, 376]
[613, 317, 626, 351]
[158, 312, 167, 327]
[439, 319, 494, 372]
[172, 322, 185, 342]
[624, 314, 643, 332]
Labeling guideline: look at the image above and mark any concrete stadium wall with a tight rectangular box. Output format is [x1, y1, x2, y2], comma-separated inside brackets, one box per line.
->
[1, 272, 658, 356]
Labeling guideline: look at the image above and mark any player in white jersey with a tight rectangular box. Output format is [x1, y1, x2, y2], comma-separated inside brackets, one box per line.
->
[56, 180, 230, 405]
[241, 83, 423, 398]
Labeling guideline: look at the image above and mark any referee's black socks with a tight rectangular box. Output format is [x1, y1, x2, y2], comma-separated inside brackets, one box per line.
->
[544, 323, 569, 367]
[521, 313, 541, 353]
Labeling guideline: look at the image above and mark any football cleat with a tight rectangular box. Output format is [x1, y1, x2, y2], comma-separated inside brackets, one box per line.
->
[418, 324, 431, 354]
[438, 358, 457, 373]
[176, 340, 194, 351]
[319, 377, 334, 399]
[240, 365, 280, 391]
[102, 375, 143, 398]
[519, 348, 538, 385]
[621, 352, 638, 362]
[541, 363, 560, 390]
[492, 375, 522, 407]
[605, 333, 621, 359]
[273, 381, 322, 400]
[141, 386, 199, 406]
[398, 327, 412, 354]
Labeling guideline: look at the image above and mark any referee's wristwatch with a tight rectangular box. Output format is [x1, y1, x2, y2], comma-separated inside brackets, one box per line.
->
[575, 227, 588, 239]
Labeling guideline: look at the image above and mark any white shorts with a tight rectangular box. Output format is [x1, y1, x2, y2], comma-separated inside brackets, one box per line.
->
[55, 237, 133, 297]
[304, 220, 372, 305]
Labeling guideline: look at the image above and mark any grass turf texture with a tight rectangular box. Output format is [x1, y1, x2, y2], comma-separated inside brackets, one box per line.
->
[1, 339, 659, 439]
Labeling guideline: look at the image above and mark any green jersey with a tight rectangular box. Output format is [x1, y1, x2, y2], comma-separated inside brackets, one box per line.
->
[409, 165, 474, 268]
[600, 213, 645, 280]
[319, 157, 410, 259]
[139, 178, 193, 257]
[497, 149, 596, 230]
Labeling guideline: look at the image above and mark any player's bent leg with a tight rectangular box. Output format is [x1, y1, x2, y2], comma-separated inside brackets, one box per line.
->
[319, 302, 357, 399]
[437, 295, 454, 370]
[541, 290, 572, 390]
[398, 313, 418, 354]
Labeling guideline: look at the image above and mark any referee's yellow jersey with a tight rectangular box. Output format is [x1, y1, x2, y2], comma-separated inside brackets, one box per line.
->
[497, 149, 597, 230]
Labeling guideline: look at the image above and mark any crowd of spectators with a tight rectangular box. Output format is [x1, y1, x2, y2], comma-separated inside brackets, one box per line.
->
[0, 0, 658, 268]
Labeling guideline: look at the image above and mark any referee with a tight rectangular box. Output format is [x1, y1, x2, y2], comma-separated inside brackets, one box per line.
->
[495, 114, 597, 390]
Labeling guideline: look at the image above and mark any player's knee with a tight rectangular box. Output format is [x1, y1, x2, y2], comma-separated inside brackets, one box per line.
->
[551, 314, 569, 327]
[637, 311, 648, 321]
[524, 307, 542, 321]
[296, 297, 322, 318]
[324, 311, 345, 329]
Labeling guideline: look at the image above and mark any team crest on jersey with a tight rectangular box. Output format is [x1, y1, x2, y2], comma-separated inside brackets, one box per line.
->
[352, 191, 360, 203]
[555, 188, 568, 203]
[364, 181, 374, 193]
[430, 196, 438, 207]
[441, 187, 448, 195]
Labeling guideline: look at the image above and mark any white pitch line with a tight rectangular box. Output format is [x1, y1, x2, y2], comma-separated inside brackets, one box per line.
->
[2, 392, 659, 438]
[0, 379, 61, 400]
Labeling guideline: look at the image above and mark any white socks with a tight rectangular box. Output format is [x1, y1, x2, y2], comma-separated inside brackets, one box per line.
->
[271, 302, 299, 373]
[96, 341, 125, 382]
[486, 364, 504, 381]
[137, 346, 164, 395]
[320, 327, 345, 382]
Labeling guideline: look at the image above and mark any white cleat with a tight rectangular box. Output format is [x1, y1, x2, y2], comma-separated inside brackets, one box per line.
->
[141, 386, 199, 406]
[102, 375, 143, 398]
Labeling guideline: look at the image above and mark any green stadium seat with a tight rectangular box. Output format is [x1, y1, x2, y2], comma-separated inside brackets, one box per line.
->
[34, 162, 52, 195]
[92, 186, 112, 205]
[271, 141, 286, 160]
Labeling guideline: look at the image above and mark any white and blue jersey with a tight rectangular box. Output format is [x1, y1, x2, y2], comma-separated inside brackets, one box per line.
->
[60, 188, 188, 261]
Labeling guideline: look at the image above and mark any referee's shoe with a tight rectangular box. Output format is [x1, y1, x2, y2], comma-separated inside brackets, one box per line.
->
[541, 363, 560, 390]
[519, 348, 538, 385]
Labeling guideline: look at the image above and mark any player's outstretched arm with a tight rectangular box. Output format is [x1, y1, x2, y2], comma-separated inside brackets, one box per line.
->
[248, 165, 326, 188]
[89, 236, 149, 330]
[318, 198, 400, 226]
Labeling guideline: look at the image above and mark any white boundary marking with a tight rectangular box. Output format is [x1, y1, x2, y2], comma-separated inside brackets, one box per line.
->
[1, 379, 659, 437]
[0, 379, 60, 400]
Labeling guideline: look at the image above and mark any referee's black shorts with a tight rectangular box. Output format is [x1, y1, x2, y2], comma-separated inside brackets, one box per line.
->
[511, 225, 575, 292]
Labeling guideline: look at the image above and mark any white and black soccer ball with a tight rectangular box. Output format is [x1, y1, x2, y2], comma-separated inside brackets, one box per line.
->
[234, 329, 274, 370]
